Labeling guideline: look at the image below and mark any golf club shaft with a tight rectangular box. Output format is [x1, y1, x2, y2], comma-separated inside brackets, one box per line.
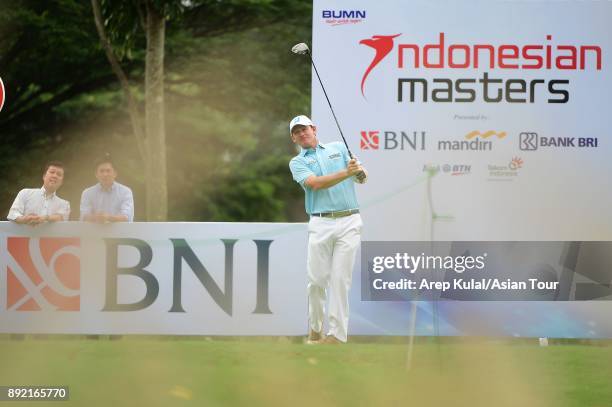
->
[307, 49, 365, 181]
[307, 51, 354, 159]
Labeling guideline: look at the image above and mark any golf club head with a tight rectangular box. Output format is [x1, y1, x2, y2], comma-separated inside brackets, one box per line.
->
[291, 43, 310, 55]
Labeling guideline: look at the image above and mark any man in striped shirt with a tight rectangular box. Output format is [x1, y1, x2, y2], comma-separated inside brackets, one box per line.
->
[7, 161, 70, 225]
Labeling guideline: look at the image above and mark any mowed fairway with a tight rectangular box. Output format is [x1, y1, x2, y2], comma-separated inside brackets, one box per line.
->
[0, 337, 611, 407]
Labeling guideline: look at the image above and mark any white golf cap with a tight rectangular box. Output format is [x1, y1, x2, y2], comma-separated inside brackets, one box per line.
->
[289, 115, 314, 134]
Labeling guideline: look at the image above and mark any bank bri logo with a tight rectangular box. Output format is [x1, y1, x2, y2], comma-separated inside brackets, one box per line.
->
[6, 237, 80, 311]
[322, 9, 366, 26]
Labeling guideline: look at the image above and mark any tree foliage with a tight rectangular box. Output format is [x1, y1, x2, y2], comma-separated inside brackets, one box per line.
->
[0, 0, 311, 222]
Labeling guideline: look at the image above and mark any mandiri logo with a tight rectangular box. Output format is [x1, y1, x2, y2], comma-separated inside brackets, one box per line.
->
[6, 237, 80, 311]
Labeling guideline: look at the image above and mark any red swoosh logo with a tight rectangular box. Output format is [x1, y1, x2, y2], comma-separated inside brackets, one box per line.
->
[0, 77, 5, 112]
[359, 34, 401, 97]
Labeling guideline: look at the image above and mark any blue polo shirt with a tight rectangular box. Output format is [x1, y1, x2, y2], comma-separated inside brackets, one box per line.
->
[289, 141, 360, 215]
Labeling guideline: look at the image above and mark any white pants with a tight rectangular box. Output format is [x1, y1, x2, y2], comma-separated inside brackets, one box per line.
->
[307, 213, 362, 342]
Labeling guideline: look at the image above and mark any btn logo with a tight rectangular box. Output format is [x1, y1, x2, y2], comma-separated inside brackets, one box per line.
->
[6, 237, 80, 311]
[423, 163, 471, 176]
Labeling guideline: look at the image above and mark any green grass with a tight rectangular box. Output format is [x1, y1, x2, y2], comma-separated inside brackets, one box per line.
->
[0, 337, 611, 407]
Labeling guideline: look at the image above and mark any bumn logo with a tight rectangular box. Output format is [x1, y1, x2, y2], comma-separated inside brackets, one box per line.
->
[360, 130, 426, 151]
[322, 9, 366, 27]
[6, 237, 80, 311]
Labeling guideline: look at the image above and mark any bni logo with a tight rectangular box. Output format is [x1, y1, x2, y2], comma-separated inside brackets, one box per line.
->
[360, 130, 426, 151]
[360, 131, 379, 149]
[6, 237, 80, 311]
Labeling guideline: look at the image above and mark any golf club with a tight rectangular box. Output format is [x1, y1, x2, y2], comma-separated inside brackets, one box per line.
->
[292, 42, 365, 181]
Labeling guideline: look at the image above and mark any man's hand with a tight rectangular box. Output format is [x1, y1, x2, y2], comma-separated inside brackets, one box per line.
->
[94, 212, 109, 223]
[22, 214, 47, 226]
[348, 158, 367, 183]
[347, 159, 362, 176]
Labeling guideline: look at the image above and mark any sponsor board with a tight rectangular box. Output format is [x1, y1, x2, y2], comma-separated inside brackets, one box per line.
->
[0, 222, 307, 335]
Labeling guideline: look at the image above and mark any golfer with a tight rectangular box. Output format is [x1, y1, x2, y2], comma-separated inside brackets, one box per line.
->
[288, 115, 367, 344]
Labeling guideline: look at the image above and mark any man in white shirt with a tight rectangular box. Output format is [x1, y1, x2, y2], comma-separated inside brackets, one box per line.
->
[7, 161, 71, 225]
[80, 155, 134, 223]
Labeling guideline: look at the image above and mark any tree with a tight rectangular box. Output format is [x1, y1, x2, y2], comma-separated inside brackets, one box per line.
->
[91, 0, 171, 221]
[0, 0, 312, 221]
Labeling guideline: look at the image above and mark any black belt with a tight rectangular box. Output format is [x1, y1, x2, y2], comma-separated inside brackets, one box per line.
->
[311, 209, 360, 219]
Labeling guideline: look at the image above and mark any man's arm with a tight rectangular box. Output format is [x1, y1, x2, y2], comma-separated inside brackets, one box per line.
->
[80, 189, 93, 221]
[117, 188, 134, 222]
[105, 213, 128, 222]
[53, 200, 70, 221]
[7, 190, 26, 221]
[6, 190, 49, 225]
[43, 202, 69, 223]
[99, 188, 133, 223]
[13, 215, 39, 225]
[304, 159, 363, 190]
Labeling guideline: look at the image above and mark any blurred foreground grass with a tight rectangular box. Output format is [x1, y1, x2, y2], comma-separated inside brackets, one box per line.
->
[0, 337, 611, 407]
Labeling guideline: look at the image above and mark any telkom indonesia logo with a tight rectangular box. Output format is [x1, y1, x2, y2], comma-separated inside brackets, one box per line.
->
[6, 237, 80, 311]
[359, 34, 401, 97]
[0, 76, 5, 112]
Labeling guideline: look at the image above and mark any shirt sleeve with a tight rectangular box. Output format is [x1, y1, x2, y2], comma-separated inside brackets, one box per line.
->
[339, 142, 351, 165]
[56, 200, 70, 221]
[7, 190, 26, 221]
[120, 188, 134, 222]
[289, 157, 315, 186]
[79, 189, 92, 221]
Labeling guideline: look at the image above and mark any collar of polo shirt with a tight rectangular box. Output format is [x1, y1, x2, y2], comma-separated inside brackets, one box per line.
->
[98, 182, 116, 192]
[299, 142, 326, 156]
[41, 186, 56, 198]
